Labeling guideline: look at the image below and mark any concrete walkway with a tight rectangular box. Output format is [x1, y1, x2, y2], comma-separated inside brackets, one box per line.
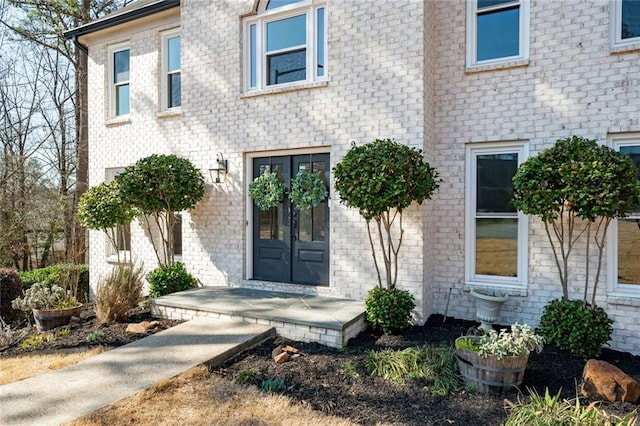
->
[0, 318, 275, 425]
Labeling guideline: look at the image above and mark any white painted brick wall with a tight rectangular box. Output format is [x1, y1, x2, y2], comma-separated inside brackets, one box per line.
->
[83, 1, 640, 354]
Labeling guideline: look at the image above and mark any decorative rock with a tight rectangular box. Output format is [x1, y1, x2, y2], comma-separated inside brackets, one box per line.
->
[581, 359, 640, 403]
[126, 323, 149, 334]
[274, 351, 290, 364]
[271, 345, 283, 359]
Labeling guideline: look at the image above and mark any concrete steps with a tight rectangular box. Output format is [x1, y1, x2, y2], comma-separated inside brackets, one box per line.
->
[151, 286, 367, 349]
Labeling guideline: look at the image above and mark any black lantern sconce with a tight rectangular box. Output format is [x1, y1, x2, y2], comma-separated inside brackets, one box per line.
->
[209, 152, 228, 183]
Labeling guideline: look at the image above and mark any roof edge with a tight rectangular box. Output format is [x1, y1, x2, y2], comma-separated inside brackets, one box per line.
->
[63, 0, 180, 40]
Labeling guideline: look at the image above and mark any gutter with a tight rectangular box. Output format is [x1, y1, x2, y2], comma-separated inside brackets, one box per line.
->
[63, 0, 180, 41]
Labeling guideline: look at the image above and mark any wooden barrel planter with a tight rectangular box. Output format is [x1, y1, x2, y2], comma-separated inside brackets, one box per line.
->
[455, 337, 529, 394]
[32, 305, 82, 332]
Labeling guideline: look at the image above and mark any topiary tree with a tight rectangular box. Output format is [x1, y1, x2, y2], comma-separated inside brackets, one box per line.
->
[512, 136, 639, 358]
[116, 154, 205, 267]
[77, 181, 138, 264]
[334, 139, 441, 334]
[512, 136, 640, 304]
[334, 138, 441, 289]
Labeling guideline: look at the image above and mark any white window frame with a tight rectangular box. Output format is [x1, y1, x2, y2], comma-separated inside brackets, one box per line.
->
[107, 42, 131, 118]
[466, 0, 530, 68]
[243, 0, 327, 92]
[173, 212, 183, 261]
[160, 28, 181, 111]
[610, 0, 640, 50]
[607, 134, 640, 297]
[465, 142, 529, 289]
[105, 168, 132, 263]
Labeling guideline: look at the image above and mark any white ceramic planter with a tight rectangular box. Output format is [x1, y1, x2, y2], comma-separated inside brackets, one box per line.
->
[470, 289, 508, 331]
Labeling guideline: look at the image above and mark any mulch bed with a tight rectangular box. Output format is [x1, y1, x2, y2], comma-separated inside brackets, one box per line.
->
[2, 309, 638, 425]
[213, 315, 640, 426]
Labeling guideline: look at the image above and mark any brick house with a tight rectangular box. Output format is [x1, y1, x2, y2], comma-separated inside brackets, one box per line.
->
[66, 0, 640, 354]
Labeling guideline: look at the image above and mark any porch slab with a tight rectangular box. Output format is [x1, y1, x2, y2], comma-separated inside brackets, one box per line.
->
[151, 287, 367, 349]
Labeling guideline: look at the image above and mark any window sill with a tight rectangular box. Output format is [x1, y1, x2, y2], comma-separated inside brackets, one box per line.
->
[106, 254, 133, 264]
[105, 116, 132, 127]
[241, 80, 328, 98]
[607, 293, 640, 307]
[465, 58, 529, 74]
[463, 283, 528, 297]
[610, 41, 640, 55]
[157, 108, 182, 119]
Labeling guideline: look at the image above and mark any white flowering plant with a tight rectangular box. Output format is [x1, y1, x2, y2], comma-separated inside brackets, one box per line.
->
[456, 323, 544, 360]
[12, 282, 78, 311]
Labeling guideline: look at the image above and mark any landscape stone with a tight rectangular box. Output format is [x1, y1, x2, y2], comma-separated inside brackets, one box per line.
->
[581, 359, 640, 403]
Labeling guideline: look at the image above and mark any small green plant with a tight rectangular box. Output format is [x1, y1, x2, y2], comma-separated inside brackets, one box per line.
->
[365, 346, 462, 394]
[339, 361, 359, 378]
[261, 378, 286, 393]
[249, 170, 287, 211]
[234, 368, 264, 386]
[365, 286, 415, 335]
[456, 323, 543, 360]
[453, 337, 480, 352]
[539, 299, 613, 359]
[86, 331, 105, 343]
[20, 328, 69, 350]
[148, 262, 199, 298]
[12, 282, 78, 312]
[504, 387, 638, 426]
[289, 170, 327, 210]
[96, 263, 145, 323]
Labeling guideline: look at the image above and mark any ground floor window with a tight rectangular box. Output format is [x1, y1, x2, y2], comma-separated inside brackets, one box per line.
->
[609, 136, 640, 294]
[105, 168, 131, 262]
[465, 142, 528, 287]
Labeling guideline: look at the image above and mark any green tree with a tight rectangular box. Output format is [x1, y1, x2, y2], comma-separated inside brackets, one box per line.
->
[333, 138, 441, 289]
[512, 136, 640, 304]
[77, 181, 137, 263]
[117, 154, 205, 266]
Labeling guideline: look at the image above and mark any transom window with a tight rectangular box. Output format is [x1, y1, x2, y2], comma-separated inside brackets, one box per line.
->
[244, 0, 326, 91]
[608, 136, 640, 295]
[611, 0, 640, 48]
[465, 143, 528, 288]
[109, 43, 130, 117]
[161, 29, 181, 109]
[466, 0, 530, 67]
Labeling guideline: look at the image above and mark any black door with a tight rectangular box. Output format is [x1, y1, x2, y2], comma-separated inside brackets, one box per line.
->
[252, 154, 330, 285]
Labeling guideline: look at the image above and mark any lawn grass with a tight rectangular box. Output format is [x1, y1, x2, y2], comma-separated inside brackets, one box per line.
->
[0, 347, 105, 386]
[67, 365, 356, 426]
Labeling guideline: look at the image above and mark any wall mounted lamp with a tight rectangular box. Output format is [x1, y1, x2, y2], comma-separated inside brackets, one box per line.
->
[209, 152, 228, 184]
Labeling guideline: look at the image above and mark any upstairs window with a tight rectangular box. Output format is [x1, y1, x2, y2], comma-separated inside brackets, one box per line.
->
[244, 0, 326, 91]
[611, 0, 640, 48]
[109, 43, 130, 117]
[466, 0, 530, 67]
[161, 29, 181, 109]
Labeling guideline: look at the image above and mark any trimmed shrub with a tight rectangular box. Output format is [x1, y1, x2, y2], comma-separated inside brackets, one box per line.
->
[0, 268, 24, 324]
[539, 299, 613, 359]
[148, 262, 198, 298]
[96, 264, 145, 323]
[365, 286, 415, 335]
[19, 264, 89, 303]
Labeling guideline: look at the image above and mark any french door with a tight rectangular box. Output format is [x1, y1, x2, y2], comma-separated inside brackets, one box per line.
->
[252, 153, 330, 285]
